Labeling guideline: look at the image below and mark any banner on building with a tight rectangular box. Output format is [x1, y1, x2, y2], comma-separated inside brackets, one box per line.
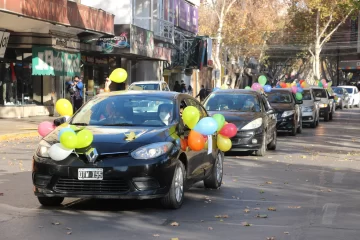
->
[175, 0, 198, 34]
[0, 31, 10, 58]
[32, 47, 81, 76]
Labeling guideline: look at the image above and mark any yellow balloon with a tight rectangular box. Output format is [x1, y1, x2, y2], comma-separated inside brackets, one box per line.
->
[221, 84, 228, 89]
[55, 99, 73, 116]
[76, 129, 94, 149]
[217, 134, 232, 152]
[60, 131, 78, 149]
[286, 83, 291, 88]
[182, 106, 200, 129]
[109, 68, 128, 83]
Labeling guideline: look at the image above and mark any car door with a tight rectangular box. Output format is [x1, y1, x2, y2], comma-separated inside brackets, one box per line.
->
[292, 93, 301, 125]
[261, 96, 276, 143]
[354, 87, 360, 104]
[343, 89, 350, 104]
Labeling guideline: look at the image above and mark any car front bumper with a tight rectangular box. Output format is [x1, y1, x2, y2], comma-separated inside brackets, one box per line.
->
[32, 154, 176, 199]
[230, 129, 264, 151]
[276, 115, 295, 131]
[301, 111, 316, 123]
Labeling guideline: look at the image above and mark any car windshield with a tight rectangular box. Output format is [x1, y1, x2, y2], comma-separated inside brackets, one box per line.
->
[203, 93, 261, 112]
[302, 90, 312, 100]
[129, 83, 160, 90]
[71, 95, 175, 127]
[345, 88, 353, 94]
[312, 89, 328, 98]
[267, 92, 292, 103]
[332, 88, 343, 94]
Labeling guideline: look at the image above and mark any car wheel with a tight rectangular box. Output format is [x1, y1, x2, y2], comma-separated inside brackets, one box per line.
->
[310, 119, 316, 128]
[346, 102, 350, 109]
[340, 101, 344, 110]
[267, 130, 277, 150]
[316, 115, 320, 126]
[255, 133, 266, 156]
[290, 125, 297, 136]
[161, 161, 185, 209]
[204, 152, 223, 189]
[324, 111, 329, 122]
[351, 101, 354, 108]
[297, 119, 302, 133]
[37, 197, 64, 207]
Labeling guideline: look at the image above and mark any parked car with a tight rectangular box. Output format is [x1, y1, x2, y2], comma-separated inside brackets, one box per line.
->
[301, 88, 320, 128]
[203, 89, 277, 156]
[33, 91, 223, 209]
[311, 87, 335, 121]
[266, 88, 303, 136]
[128, 81, 170, 91]
[331, 86, 350, 109]
[338, 85, 360, 108]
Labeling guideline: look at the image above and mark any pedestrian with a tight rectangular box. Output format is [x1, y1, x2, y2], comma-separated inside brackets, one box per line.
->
[196, 85, 207, 102]
[66, 76, 84, 112]
[180, 82, 187, 93]
[187, 84, 193, 95]
[173, 81, 181, 92]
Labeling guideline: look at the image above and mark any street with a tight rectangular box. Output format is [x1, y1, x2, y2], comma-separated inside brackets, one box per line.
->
[1, 109, 360, 240]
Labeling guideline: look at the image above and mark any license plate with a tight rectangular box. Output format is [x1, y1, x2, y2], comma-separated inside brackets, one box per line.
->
[78, 168, 103, 180]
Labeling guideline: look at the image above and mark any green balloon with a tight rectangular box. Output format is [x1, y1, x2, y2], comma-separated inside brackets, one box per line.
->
[212, 114, 225, 131]
[76, 129, 94, 149]
[295, 92, 303, 100]
[60, 131, 78, 149]
[318, 82, 323, 87]
[245, 86, 251, 89]
[258, 75, 267, 86]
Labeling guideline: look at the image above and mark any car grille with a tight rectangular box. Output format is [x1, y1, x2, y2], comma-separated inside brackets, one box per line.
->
[54, 178, 130, 193]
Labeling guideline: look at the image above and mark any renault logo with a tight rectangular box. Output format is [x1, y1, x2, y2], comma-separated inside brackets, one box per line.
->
[85, 148, 99, 163]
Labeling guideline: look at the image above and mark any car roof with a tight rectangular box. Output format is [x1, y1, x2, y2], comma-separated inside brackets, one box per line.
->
[338, 85, 356, 88]
[130, 81, 166, 84]
[210, 89, 262, 96]
[97, 90, 180, 99]
[309, 86, 326, 90]
[268, 88, 292, 93]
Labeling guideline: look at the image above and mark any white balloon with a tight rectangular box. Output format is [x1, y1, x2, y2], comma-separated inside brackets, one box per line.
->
[48, 143, 73, 161]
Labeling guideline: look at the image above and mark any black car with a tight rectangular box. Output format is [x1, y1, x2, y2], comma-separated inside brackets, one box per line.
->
[203, 89, 277, 156]
[266, 88, 303, 136]
[32, 91, 223, 209]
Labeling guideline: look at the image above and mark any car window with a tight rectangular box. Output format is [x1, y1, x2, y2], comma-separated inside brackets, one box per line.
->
[332, 88, 343, 94]
[203, 93, 261, 112]
[261, 96, 270, 111]
[162, 83, 170, 91]
[71, 95, 175, 127]
[312, 89, 327, 98]
[345, 88, 354, 94]
[129, 83, 160, 90]
[267, 92, 293, 103]
[186, 98, 208, 118]
[302, 90, 312, 100]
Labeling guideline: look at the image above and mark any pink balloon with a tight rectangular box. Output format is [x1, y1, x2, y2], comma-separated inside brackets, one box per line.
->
[321, 79, 327, 84]
[38, 121, 55, 137]
[323, 83, 328, 88]
[252, 83, 262, 91]
[219, 123, 238, 138]
[291, 86, 298, 93]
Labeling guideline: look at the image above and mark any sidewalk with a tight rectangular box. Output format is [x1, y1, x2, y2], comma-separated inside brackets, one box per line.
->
[0, 116, 57, 141]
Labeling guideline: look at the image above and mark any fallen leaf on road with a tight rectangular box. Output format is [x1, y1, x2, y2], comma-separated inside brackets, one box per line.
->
[328, 189, 332, 192]
[244, 209, 250, 213]
[241, 222, 252, 226]
[200, 220, 204, 222]
[261, 198, 266, 201]
[284, 182, 289, 184]
[256, 214, 268, 218]
[220, 219, 224, 222]
[38, 226, 44, 228]
[170, 222, 179, 226]
[171, 238, 179, 240]
[0, 193, 3, 196]
[208, 227, 213, 230]
[67, 232, 72, 235]
[52, 222, 61, 225]
[259, 190, 265, 194]
[265, 181, 272, 184]
[253, 208, 260, 210]
[215, 215, 229, 218]
[153, 234, 160, 237]
[284, 232, 290, 234]
[288, 206, 301, 209]
[266, 237, 276, 240]
[66, 227, 72, 230]
[268, 207, 276, 211]
[301, 156, 307, 159]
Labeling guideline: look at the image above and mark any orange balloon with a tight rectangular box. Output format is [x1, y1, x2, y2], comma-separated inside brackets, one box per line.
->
[188, 130, 205, 151]
[104, 88, 110, 92]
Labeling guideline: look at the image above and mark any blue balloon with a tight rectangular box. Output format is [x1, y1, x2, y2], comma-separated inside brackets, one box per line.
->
[264, 85, 272, 93]
[193, 117, 218, 135]
[58, 128, 75, 141]
[213, 87, 220, 92]
[276, 85, 281, 88]
[297, 87, 304, 93]
[296, 83, 301, 87]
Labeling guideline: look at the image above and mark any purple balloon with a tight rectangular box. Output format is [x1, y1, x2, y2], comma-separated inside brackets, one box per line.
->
[252, 83, 262, 91]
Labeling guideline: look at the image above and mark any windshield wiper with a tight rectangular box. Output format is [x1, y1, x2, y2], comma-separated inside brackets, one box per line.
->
[71, 123, 88, 126]
[103, 123, 135, 126]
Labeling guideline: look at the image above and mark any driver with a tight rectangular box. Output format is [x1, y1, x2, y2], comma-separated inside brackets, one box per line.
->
[99, 101, 126, 123]
[243, 96, 255, 111]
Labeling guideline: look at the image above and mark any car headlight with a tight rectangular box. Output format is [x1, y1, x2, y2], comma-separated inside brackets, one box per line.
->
[319, 103, 328, 108]
[36, 140, 51, 158]
[131, 142, 173, 160]
[281, 110, 295, 118]
[241, 118, 262, 130]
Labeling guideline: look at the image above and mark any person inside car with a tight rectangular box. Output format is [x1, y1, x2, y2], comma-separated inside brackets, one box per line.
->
[158, 103, 173, 125]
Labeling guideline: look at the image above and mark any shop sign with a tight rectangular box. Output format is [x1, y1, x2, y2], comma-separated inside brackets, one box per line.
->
[95, 57, 108, 65]
[32, 47, 81, 76]
[0, 31, 10, 58]
[98, 24, 131, 54]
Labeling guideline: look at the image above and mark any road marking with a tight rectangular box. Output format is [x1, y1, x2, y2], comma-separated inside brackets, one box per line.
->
[322, 203, 340, 225]
[333, 172, 345, 184]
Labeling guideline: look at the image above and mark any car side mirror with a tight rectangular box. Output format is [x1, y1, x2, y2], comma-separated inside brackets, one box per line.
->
[329, 96, 334, 99]
[315, 97, 321, 101]
[267, 109, 275, 115]
[53, 117, 67, 127]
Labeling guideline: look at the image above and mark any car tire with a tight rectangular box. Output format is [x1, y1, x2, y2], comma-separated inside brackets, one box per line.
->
[346, 102, 350, 109]
[297, 120, 302, 133]
[161, 161, 185, 209]
[255, 134, 267, 156]
[324, 111, 329, 122]
[267, 130, 277, 150]
[310, 119, 316, 128]
[204, 152, 223, 189]
[316, 115, 320, 126]
[290, 125, 297, 136]
[340, 101, 344, 110]
[351, 101, 354, 108]
[37, 197, 64, 207]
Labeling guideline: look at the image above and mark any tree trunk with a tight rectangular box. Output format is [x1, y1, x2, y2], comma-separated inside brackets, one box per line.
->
[214, 17, 224, 87]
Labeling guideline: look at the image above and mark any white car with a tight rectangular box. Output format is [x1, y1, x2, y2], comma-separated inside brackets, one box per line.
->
[301, 88, 320, 128]
[338, 85, 360, 108]
[128, 81, 170, 91]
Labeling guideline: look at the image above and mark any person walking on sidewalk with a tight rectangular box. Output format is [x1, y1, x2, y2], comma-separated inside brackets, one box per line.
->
[66, 76, 84, 112]
[196, 85, 207, 102]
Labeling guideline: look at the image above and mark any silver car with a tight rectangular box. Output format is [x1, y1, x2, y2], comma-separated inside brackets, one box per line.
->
[301, 88, 320, 128]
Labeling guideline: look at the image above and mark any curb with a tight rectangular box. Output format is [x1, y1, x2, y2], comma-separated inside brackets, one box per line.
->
[0, 131, 39, 142]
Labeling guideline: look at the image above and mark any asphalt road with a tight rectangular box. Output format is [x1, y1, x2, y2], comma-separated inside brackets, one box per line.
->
[1, 108, 360, 240]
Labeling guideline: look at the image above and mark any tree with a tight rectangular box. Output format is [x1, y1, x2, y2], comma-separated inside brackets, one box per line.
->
[287, 0, 360, 80]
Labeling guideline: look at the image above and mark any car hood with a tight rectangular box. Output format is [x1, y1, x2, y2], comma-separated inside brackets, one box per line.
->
[268, 103, 294, 112]
[208, 111, 263, 129]
[301, 100, 314, 107]
[43, 125, 177, 154]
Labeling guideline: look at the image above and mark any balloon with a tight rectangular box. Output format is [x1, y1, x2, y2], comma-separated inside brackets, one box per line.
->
[188, 130, 205, 151]
[263, 85, 272, 93]
[58, 127, 75, 141]
[213, 87, 220, 92]
[221, 84, 228, 89]
[318, 82, 323, 87]
[217, 134, 232, 152]
[212, 114, 226, 131]
[295, 92, 303, 100]
[76, 129, 94, 149]
[300, 80, 305, 84]
[60, 131, 78, 149]
[194, 117, 218, 135]
[48, 143, 73, 161]
[55, 99, 73, 116]
[321, 79, 327, 84]
[252, 83, 262, 91]
[297, 87, 303, 93]
[291, 86, 298, 93]
[258, 75, 267, 86]
[38, 121, 55, 137]
[328, 82, 332, 87]
[286, 83, 291, 88]
[301, 82, 307, 88]
[276, 84, 281, 88]
[182, 106, 200, 129]
[219, 123, 237, 138]
[245, 86, 251, 90]
[104, 88, 111, 92]
[280, 82, 287, 88]
[109, 68, 128, 83]
[323, 82, 328, 88]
